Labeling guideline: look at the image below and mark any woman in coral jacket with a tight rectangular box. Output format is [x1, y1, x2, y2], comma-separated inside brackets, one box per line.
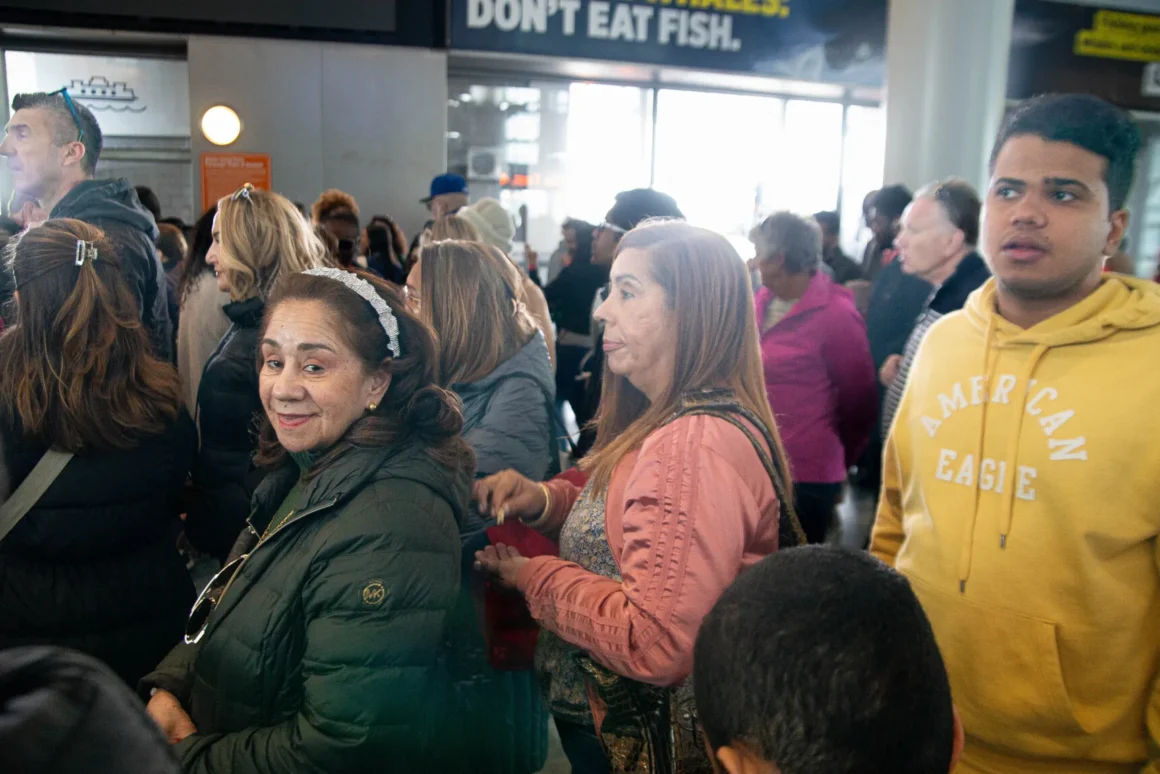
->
[474, 220, 804, 774]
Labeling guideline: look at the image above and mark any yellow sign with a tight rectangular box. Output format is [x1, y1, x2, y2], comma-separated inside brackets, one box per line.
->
[643, 0, 790, 18]
[1075, 10, 1160, 63]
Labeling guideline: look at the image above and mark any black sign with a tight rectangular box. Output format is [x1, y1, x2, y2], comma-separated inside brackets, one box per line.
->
[450, 0, 888, 87]
[0, 1, 442, 48]
[1009, 0, 1160, 112]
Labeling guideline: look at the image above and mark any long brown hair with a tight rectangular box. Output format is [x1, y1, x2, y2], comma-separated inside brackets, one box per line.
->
[582, 220, 792, 494]
[418, 240, 537, 386]
[254, 272, 474, 478]
[215, 187, 329, 302]
[0, 219, 181, 452]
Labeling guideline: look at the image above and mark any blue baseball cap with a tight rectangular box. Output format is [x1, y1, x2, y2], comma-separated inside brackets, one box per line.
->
[421, 173, 468, 204]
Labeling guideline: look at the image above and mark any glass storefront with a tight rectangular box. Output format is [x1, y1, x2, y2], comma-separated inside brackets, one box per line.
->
[447, 75, 883, 263]
[1131, 122, 1160, 279]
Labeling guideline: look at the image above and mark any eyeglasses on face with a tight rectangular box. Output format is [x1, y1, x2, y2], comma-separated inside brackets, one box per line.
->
[47, 88, 84, 143]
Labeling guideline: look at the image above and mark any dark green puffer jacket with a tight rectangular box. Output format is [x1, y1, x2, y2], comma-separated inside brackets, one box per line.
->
[141, 441, 470, 773]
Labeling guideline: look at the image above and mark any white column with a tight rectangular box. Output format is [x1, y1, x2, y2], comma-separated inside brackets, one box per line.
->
[882, 0, 1015, 194]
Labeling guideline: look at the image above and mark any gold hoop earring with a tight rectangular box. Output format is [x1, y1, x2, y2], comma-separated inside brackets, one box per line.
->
[368, 402, 378, 412]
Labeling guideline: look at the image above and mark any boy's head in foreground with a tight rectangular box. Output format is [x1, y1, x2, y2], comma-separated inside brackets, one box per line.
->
[694, 547, 963, 774]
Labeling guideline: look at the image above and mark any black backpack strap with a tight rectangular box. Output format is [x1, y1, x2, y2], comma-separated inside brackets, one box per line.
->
[670, 390, 806, 549]
[475, 373, 574, 477]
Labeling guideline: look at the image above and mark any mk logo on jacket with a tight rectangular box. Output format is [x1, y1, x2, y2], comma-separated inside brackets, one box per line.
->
[362, 580, 387, 607]
[921, 374, 1086, 503]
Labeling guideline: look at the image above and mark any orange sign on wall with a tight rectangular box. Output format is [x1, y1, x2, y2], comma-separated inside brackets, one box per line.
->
[201, 153, 272, 211]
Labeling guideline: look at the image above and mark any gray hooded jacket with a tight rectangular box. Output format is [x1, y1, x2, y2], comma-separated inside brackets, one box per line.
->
[453, 332, 555, 538]
[51, 178, 171, 360]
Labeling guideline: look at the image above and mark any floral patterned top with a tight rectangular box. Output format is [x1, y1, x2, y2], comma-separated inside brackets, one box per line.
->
[535, 482, 620, 723]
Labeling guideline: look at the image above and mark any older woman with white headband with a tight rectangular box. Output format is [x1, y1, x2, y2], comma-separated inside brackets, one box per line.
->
[142, 268, 475, 773]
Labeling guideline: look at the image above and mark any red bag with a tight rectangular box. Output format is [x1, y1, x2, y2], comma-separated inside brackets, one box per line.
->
[482, 519, 558, 670]
[479, 470, 590, 670]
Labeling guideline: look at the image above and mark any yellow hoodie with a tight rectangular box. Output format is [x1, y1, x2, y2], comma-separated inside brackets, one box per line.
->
[872, 275, 1160, 774]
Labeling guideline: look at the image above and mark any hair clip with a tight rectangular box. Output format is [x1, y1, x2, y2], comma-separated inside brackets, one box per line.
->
[232, 183, 255, 202]
[74, 239, 98, 266]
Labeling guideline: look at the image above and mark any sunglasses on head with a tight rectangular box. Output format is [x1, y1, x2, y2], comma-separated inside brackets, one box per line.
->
[597, 221, 628, 236]
[232, 183, 255, 202]
[933, 181, 968, 231]
[46, 88, 84, 143]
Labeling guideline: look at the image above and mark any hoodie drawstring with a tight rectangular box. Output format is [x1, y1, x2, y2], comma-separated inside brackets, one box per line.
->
[956, 319, 1050, 593]
[958, 315, 997, 593]
[996, 344, 1049, 547]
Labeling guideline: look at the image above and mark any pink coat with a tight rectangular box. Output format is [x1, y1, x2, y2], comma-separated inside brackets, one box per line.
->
[515, 414, 779, 687]
[755, 273, 878, 484]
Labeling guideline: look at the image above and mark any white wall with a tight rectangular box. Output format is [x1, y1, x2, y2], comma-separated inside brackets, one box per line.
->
[882, 0, 1015, 193]
[187, 35, 447, 241]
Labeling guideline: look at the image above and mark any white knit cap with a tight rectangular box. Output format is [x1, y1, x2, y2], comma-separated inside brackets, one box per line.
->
[460, 198, 516, 254]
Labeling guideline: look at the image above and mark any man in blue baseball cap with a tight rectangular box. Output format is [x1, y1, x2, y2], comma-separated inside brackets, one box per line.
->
[421, 173, 469, 218]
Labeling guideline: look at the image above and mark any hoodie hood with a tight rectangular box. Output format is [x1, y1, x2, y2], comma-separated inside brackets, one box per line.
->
[942, 274, 1160, 589]
[51, 178, 159, 242]
[453, 330, 556, 518]
[965, 274, 1160, 348]
[456, 331, 554, 401]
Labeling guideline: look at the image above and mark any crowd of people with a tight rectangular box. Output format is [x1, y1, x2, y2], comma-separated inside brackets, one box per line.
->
[0, 84, 1158, 774]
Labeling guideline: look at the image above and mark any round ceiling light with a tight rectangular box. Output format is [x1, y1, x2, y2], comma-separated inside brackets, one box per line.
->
[201, 105, 242, 146]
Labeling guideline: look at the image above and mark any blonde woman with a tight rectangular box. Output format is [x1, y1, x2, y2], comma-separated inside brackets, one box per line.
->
[407, 238, 554, 773]
[474, 221, 804, 774]
[426, 212, 478, 243]
[187, 185, 329, 560]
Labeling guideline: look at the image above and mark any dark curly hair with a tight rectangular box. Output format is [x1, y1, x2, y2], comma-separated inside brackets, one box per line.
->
[253, 270, 474, 478]
[991, 93, 1141, 212]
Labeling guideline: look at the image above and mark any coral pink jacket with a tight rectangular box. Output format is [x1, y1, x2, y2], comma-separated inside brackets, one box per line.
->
[516, 414, 779, 687]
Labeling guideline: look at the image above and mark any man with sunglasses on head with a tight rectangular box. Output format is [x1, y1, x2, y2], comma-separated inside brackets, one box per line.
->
[0, 90, 171, 360]
[879, 179, 990, 435]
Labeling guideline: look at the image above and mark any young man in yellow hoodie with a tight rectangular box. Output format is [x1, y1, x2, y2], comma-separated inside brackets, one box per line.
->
[872, 93, 1160, 774]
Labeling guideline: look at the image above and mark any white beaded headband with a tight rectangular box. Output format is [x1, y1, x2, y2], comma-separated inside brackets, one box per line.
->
[303, 268, 401, 358]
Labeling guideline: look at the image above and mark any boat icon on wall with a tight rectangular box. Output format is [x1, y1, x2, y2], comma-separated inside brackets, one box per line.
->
[67, 76, 146, 113]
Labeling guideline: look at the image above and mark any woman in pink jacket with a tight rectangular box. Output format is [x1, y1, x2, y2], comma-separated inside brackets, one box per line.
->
[751, 212, 878, 545]
[474, 220, 803, 774]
